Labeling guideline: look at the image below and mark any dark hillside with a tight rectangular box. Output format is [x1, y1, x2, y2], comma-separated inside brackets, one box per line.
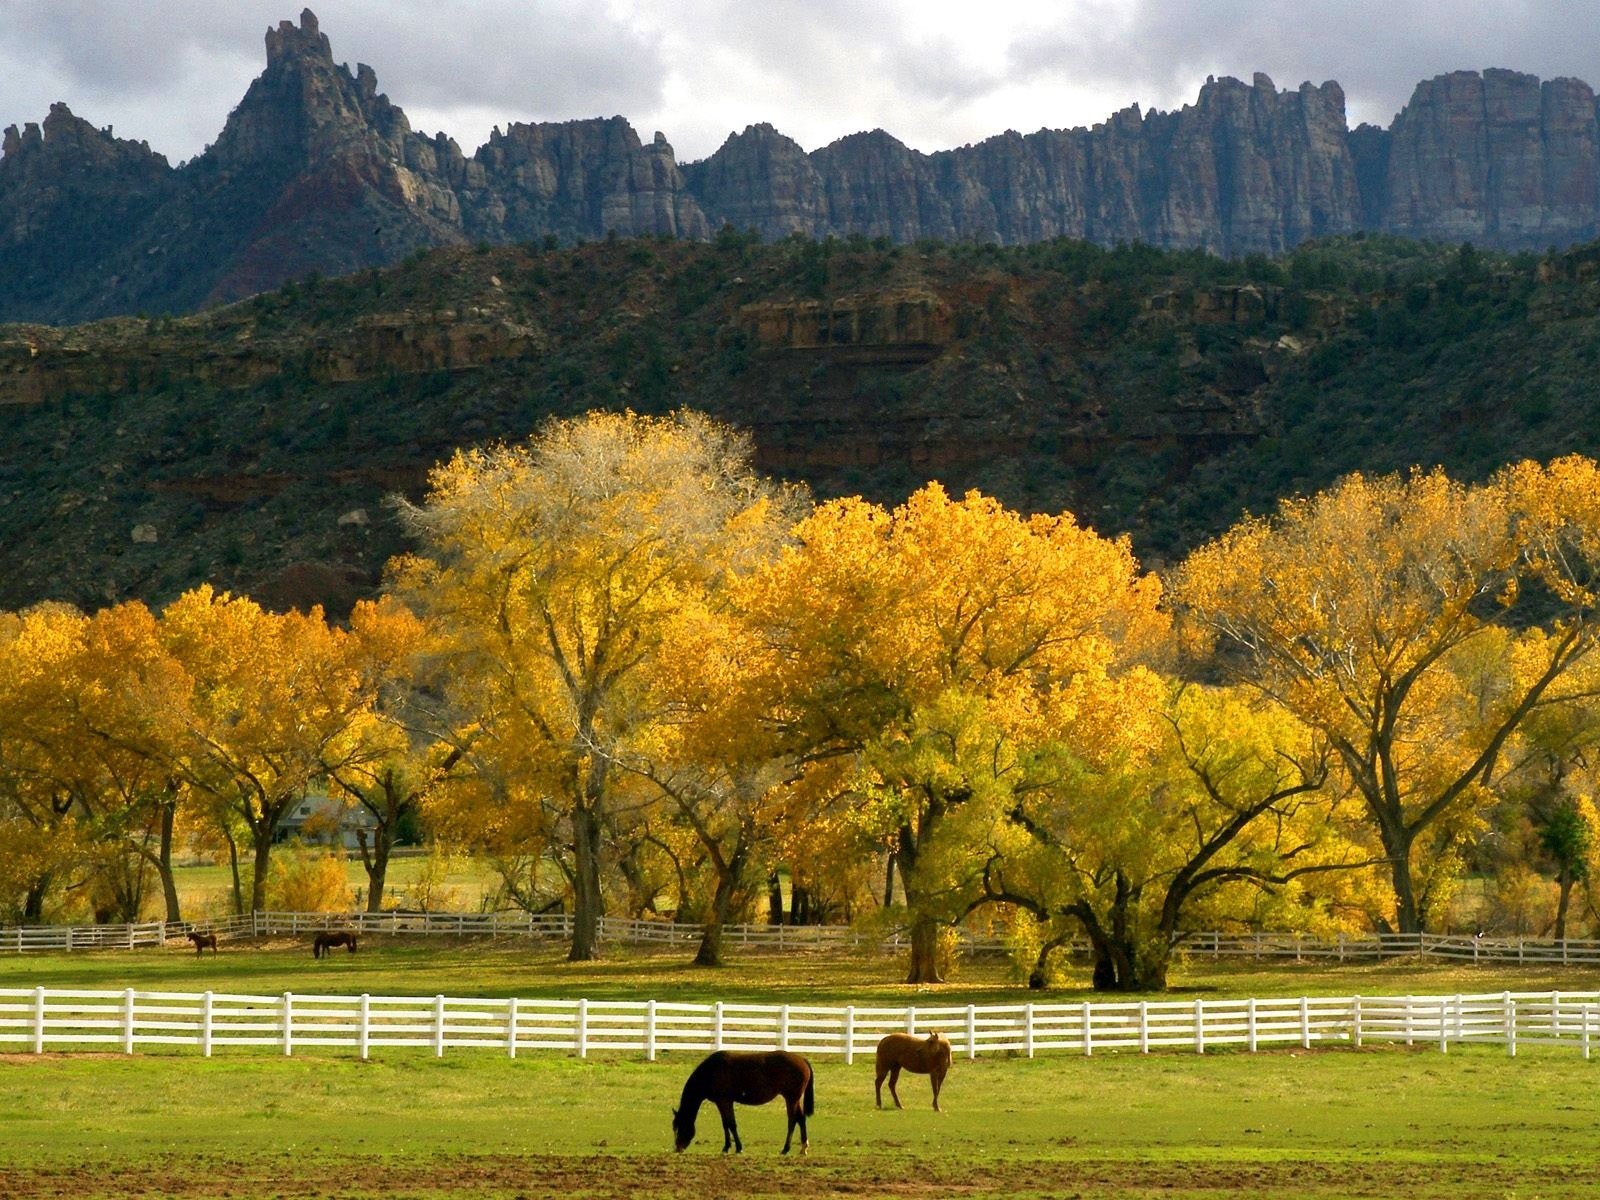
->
[0, 232, 1593, 614]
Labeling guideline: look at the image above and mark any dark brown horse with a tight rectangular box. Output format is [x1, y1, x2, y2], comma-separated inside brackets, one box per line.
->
[671, 1050, 814, 1154]
[186, 931, 218, 957]
[875, 1031, 952, 1111]
[312, 931, 357, 959]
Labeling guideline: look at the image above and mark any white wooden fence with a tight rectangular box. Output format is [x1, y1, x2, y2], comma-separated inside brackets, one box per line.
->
[4, 912, 1600, 968]
[2, 986, 1597, 1062]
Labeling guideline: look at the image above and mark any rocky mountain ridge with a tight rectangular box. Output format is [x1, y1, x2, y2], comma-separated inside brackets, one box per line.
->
[7, 9, 1600, 322]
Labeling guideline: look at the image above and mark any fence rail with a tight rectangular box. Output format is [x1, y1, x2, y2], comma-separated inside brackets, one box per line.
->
[2, 913, 1598, 968]
[1, 986, 1595, 1062]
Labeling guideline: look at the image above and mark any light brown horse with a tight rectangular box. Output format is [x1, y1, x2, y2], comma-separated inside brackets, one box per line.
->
[875, 1031, 952, 1111]
[186, 931, 218, 957]
[312, 931, 357, 959]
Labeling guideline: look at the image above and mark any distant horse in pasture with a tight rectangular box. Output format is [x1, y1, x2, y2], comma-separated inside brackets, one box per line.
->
[312, 931, 357, 959]
[671, 1050, 814, 1154]
[186, 931, 218, 957]
[875, 1031, 952, 1111]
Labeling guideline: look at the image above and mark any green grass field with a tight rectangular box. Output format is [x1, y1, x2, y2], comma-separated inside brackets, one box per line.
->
[169, 852, 501, 917]
[3, 941, 1598, 1198]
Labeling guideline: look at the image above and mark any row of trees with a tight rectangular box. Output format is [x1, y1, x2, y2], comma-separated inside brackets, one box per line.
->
[4, 410, 1599, 989]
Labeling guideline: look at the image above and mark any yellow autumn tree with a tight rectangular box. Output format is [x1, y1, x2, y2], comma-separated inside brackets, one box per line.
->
[741, 483, 1167, 982]
[1171, 460, 1600, 934]
[969, 684, 1376, 990]
[158, 587, 384, 913]
[0, 606, 91, 921]
[391, 410, 804, 960]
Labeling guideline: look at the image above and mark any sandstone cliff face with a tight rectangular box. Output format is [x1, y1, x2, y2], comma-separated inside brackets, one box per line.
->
[11, 9, 1600, 323]
[1381, 69, 1600, 248]
[686, 75, 1363, 255]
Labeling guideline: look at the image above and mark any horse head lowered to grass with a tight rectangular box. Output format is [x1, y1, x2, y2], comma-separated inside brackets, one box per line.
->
[671, 1050, 814, 1154]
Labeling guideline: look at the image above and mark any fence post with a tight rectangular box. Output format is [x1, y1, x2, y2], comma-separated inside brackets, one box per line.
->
[1438, 996, 1447, 1054]
[1193, 998, 1205, 1054]
[1585, 1005, 1592, 1061]
[1247, 998, 1257, 1052]
[31, 986, 44, 1054]
[966, 1004, 977, 1060]
[646, 1000, 657, 1062]
[779, 1005, 790, 1052]
[1352, 996, 1362, 1048]
[122, 988, 136, 1054]
[202, 991, 214, 1058]
[906, 1005, 917, 1035]
[1300, 996, 1311, 1049]
[65, 926, 74, 952]
[434, 994, 446, 1058]
[1082, 1001, 1093, 1057]
[1505, 991, 1516, 1058]
[1337, 932, 1345, 964]
[282, 992, 293, 1057]
[1404, 995, 1414, 1046]
[577, 999, 589, 1059]
[506, 998, 519, 1060]
[359, 994, 370, 1061]
[713, 1001, 723, 1051]
[1139, 1001, 1149, 1054]
[1455, 994, 1464, 1043]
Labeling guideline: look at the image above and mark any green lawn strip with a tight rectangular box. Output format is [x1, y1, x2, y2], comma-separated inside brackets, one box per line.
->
[1, 1049, 1595, 1196]
[4, 940, 1600, 1006]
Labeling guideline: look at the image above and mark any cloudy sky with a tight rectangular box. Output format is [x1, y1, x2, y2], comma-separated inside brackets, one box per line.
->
[3, 1, 1600, 166]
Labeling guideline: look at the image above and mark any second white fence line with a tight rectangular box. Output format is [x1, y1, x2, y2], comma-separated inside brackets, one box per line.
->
[1, 987, 1595, 1062]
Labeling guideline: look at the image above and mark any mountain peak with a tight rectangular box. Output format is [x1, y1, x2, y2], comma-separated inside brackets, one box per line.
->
[264, 9, 332, 68]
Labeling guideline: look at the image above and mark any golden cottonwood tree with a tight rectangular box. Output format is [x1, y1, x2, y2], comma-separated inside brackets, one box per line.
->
[972, 685, 1372, 990]
[742, 484, 1167, 982]
[1172, 460, 1600, 934]
[0, 607, 90, 921]
[392, 410, 802, 961]
[159, 587, 383, 913]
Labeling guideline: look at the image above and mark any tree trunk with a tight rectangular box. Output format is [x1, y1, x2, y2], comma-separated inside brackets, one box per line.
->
[22, 874, 50, 923]
[1377, 821, 1422, 934]
[695, 868, 738, 968]
[249, 832, 274, 913]
[568, 800, 605, 961]
[361, 827, 394, 914]
[155, 804, 181, 923]
[882, 855, 896, 908]
[1555, 871, 1573, 942]
[767, 873, 784, 925]
[905, 912, 945, 984]
[223, 826, 244, 916]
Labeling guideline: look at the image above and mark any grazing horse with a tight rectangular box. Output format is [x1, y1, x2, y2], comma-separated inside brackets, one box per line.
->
[312, 931, 357, 959]
[186, 931, 218, 957]
[875, 1031, 952, 1111]
[671, 1050, 814, 1155]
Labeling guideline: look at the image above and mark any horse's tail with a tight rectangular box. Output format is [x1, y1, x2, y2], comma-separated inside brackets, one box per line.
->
[803, 1065, 815, 1116]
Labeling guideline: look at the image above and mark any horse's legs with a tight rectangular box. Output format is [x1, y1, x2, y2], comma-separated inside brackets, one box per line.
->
[888, 1065, 903, 1109]
[931, 1066, 944, 1112]
[783, 1096, 808, 1155]
[874, 1063, 887, 1108]
[716, 1099, 740, 1153]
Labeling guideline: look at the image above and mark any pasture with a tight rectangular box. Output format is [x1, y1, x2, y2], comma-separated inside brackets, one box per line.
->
[3, 941, 1600, 1198]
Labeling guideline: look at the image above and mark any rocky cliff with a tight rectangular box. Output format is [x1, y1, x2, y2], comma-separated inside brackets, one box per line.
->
[8, 10, 1600, 323]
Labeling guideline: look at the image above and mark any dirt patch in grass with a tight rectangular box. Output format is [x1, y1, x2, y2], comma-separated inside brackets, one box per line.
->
[2, 1153, 1591, 1200]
